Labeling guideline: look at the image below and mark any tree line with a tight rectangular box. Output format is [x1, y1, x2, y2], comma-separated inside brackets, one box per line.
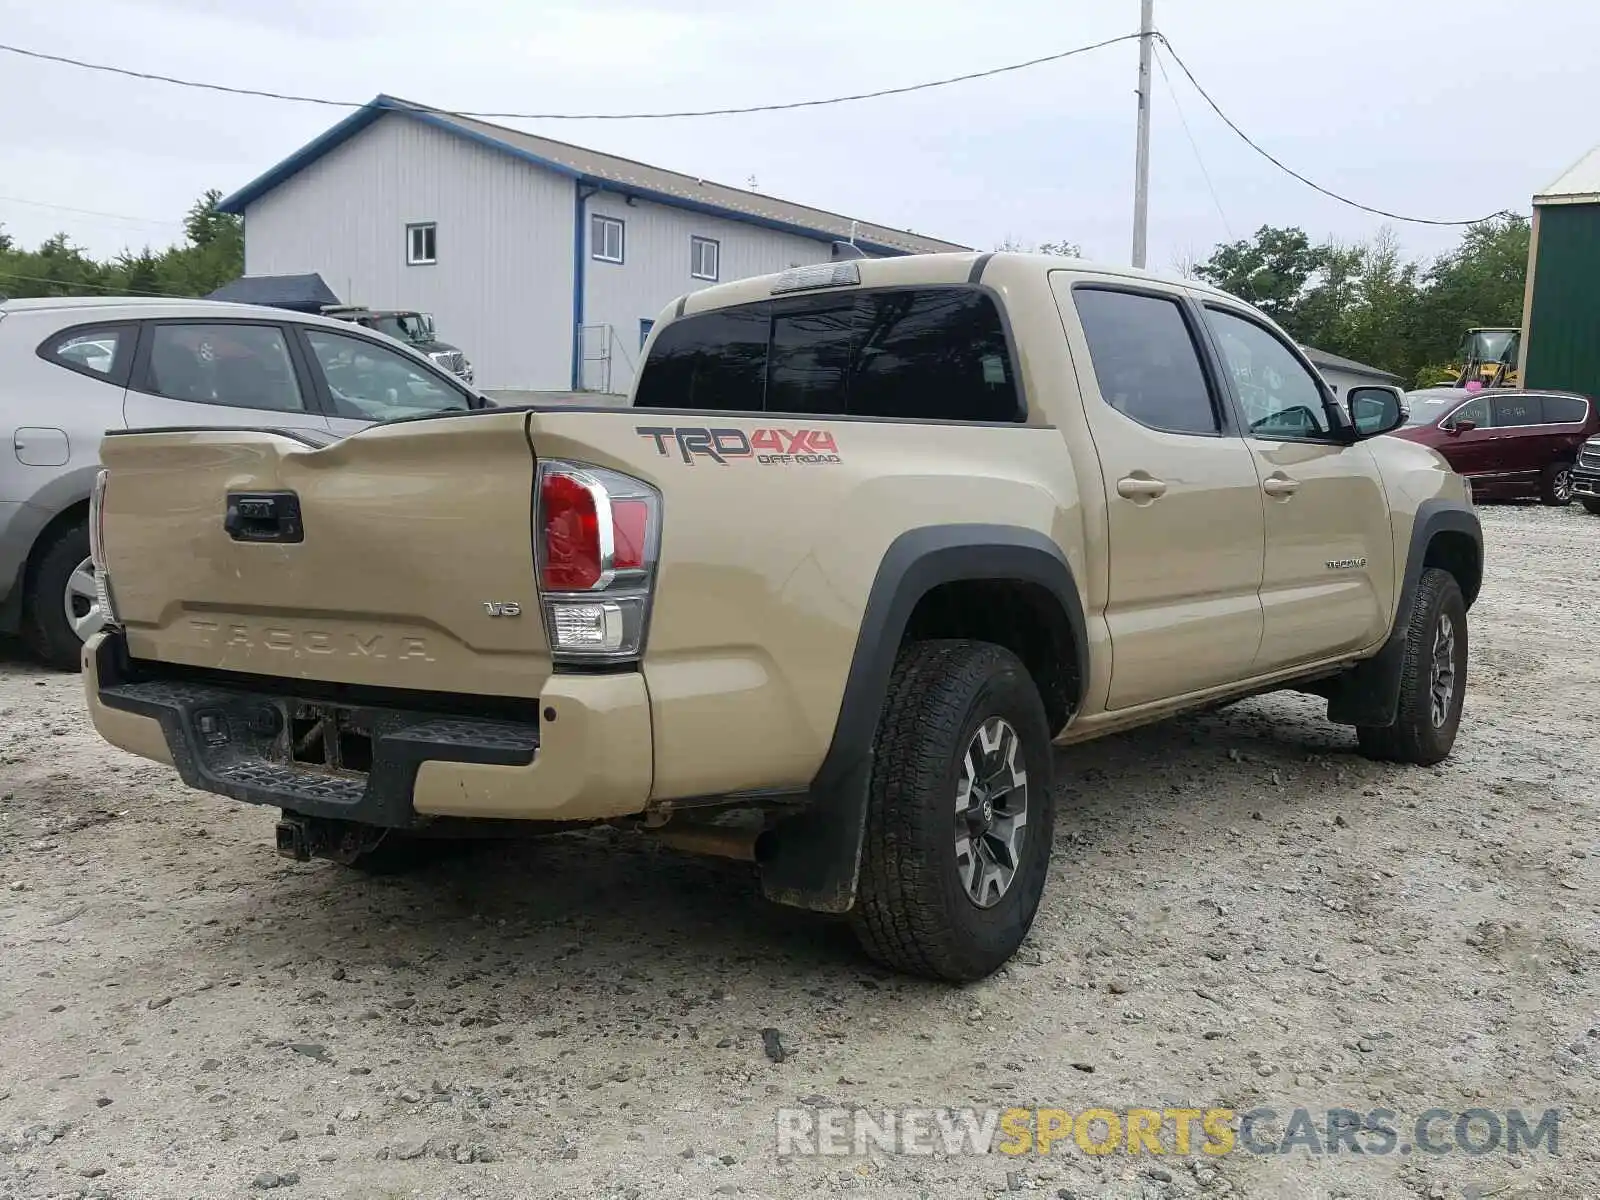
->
[1187, 215, 1529, 388]
[7, 192, 1528, 391]
[0, 190, 244, 303]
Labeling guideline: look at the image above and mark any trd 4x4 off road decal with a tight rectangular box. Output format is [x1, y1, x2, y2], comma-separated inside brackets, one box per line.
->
[636, 426, 841, 466]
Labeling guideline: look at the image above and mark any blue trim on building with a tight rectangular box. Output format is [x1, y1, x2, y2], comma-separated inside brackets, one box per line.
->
[218, 95, 917, 256]
[219, 100, 392, 214]
[571, 184, 597, 391]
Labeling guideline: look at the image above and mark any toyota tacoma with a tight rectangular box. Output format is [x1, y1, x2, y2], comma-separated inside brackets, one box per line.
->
[82, 253, 1482, 981]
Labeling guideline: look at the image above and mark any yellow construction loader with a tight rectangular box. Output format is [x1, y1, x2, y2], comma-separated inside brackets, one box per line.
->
[1437, 327, 1521, 389]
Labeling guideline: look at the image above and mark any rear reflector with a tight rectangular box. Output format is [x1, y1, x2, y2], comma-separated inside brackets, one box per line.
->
[610, 499, 649, 571]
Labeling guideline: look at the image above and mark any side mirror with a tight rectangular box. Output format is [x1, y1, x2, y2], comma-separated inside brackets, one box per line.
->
[1348, 385, 1406, 438]
[1449, 418, 1477, 435]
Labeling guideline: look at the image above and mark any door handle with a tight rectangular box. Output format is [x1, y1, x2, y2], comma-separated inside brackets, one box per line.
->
[1116, 475, 1168, 501]
[1262, 474, 1300, 498]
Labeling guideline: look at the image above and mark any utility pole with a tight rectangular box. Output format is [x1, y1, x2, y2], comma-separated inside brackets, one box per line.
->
[1131, 0, 1154, 268]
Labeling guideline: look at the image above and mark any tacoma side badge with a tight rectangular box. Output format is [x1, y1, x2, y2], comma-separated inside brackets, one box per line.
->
[482, 601, 522, 617]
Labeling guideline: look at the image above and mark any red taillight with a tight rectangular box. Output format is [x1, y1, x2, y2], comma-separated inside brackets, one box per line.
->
[540, 470, 603, 590]
[535, 460, 661, 663]
[610, 498, 649, 571]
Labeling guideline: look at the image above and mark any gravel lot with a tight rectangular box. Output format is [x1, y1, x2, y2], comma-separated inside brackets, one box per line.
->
[2, 502, 1597, 1200]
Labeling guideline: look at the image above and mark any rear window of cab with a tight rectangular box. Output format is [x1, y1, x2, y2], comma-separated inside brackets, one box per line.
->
[635, 286, 1022, 423]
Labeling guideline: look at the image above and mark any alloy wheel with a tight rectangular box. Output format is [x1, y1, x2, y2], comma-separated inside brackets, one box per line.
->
[1428, 612, 1457, 728]
[953, 717, 1029, 908]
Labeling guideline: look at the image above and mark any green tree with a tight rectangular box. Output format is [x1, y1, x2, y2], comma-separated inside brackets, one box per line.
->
[0, 190, 243, 300]
[1194, 225, 1328, 336]
[1409, 214, 1530, 372]
[1190, 215, 1529, 388]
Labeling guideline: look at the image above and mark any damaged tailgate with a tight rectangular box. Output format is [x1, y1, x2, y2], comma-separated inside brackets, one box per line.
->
[97, 412, 551, 698]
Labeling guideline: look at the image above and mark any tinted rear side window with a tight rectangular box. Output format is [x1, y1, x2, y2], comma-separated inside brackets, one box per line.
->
[767, 303, 855, 415]
[850, 290, 1017, 421]
[1072, 288, 1219, 435]
[634, 307, 768, 412]
[634, 287, 1021, 422]
[1491, 394, 1541, 427]
[1543, 395, 1589, 424]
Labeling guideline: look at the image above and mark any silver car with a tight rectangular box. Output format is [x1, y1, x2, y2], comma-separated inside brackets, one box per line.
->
[0, 296, 489, 669]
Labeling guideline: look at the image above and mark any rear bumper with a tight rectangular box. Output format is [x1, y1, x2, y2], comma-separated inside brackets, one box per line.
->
[84, 631, 653, 826]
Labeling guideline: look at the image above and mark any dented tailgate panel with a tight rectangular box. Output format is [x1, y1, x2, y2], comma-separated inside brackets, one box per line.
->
[98, 413, 552, 697]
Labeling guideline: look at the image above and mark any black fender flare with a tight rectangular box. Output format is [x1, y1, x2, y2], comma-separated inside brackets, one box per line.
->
[1325, 497, 1482, 727]
[758, 524, 1087, 913]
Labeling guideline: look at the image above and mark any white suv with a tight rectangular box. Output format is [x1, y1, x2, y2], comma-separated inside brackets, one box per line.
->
[0, 296, 488, 668]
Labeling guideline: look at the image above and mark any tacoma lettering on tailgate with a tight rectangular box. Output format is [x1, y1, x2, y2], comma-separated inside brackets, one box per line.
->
[188, 618, 435, 661]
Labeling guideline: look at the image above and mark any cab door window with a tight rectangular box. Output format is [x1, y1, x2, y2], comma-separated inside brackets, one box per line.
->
[1205, 309, 1334, 438]
[1071, 288, 1220, 435]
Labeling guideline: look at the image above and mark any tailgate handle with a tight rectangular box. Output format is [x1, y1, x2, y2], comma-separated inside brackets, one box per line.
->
[225, 492, 304, 544]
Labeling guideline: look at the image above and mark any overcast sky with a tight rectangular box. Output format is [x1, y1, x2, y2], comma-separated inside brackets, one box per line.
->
[2, 0, 1596, 271]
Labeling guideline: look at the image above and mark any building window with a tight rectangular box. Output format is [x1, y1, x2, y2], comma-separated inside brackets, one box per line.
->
[592, 214, 624, 264]
[690, 236, 720, 281]
[639, 318, 655, 349]
[406, 222, 437, 265]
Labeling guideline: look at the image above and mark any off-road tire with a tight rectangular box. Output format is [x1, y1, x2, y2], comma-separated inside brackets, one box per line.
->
[20, 521, 92, 672]
[1580, 497, 1600, 516]
[1539, 461, 1574, 506]
[851, 640, 1055, 982]
[1356, 568, 1467, 766]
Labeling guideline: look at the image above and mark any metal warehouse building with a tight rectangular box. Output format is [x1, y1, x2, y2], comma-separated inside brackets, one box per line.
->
[220, 96, 967, 395]
[1519, 146, 1600, 396]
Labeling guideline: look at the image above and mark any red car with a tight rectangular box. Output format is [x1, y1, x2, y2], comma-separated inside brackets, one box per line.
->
[1390, 387, 1600, 505]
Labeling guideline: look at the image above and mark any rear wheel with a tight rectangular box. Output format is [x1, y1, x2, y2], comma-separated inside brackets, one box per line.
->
[21, 522, 102, 671]
[1540, 462, 1574, 506]
[851, 640, 1055, 982]
[1356, 568, 1467, 765]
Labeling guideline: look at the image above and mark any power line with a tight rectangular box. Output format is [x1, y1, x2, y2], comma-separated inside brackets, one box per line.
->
[1154, 35, 1517, 228]
[0, 34, 1143, 121]
[0, 194, 182, 229]
[0, 270, 192, 298]
[1152, 45, 1232, 240]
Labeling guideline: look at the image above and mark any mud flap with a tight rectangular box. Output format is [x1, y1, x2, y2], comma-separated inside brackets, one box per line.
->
[756, 755, 872, 914]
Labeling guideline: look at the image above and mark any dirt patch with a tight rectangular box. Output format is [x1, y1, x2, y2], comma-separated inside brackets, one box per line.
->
[2, 502, 1597, 1199]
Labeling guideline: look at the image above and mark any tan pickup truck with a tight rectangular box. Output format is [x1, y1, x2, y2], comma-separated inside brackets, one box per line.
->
[82, 253, 1481, 981]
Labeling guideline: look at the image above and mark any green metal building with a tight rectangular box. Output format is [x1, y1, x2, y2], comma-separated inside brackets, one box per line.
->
[1520, 147, 1600, 395]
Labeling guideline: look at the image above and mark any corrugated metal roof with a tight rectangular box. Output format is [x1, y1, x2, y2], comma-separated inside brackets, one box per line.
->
[1535, 145, 1600, 205]
[220, 96, 968, 256]
[1300, 344, 1403, 383]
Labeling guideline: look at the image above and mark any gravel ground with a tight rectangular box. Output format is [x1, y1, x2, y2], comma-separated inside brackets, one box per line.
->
[2, 501, 1597, 1200]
